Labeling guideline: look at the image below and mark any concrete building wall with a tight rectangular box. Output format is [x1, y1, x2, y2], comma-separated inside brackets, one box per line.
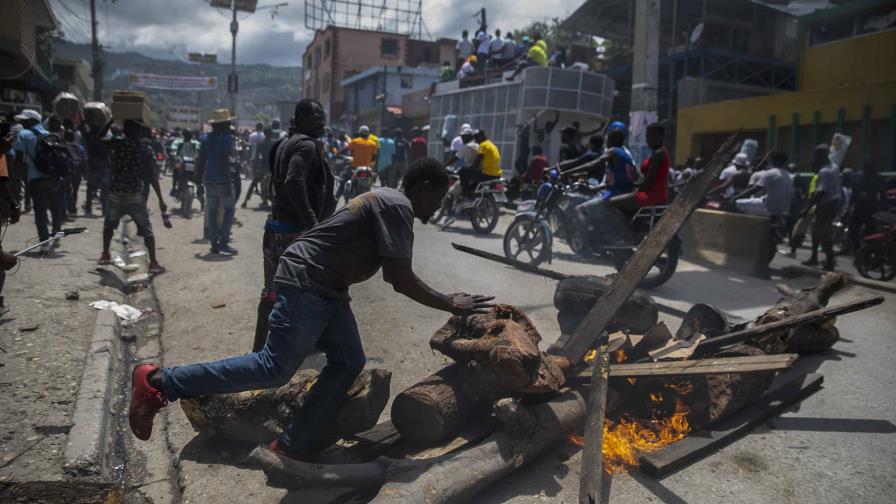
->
[799, 28, 896, 90]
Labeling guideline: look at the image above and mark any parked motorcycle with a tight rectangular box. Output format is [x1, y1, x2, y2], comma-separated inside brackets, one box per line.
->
[434, 167, 508, 234]
[854, 210, 896, 281]
[503, 169, 679, 289]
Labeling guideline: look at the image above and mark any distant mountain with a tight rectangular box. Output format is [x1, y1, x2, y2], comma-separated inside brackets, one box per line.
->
[54, 41, 301, 124]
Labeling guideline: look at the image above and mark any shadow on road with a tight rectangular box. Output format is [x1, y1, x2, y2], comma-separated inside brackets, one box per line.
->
[194, 252, 234, 262]
[768, 416, 896, 434]
[435, 224, 501, 239]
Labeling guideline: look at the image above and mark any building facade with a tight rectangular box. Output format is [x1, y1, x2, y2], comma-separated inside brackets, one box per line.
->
[301, 25, 454, 128]
[53, 58, 94, 103]
[341, 65, 440, 133]
[677, 0, 896, 171]
[0, 0, 58, 115]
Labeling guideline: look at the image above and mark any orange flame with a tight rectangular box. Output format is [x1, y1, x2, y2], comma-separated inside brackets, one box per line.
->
[584, 349, 597, 364]
[567, 398, 691, 473]
[613, 348, 627, 363]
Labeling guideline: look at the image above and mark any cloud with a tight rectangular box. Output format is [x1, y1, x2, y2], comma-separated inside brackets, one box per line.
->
[51, 0, 583, 66]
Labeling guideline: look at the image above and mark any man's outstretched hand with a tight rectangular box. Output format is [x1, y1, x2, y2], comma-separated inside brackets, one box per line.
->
[448, 293, 495, 316]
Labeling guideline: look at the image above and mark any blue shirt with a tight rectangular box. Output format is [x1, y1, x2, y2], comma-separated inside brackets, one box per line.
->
[14, 125, 50, 181]
[200, 132, 233, 183]
[601, 147, 635, 200]
[377, 137, 396, 169]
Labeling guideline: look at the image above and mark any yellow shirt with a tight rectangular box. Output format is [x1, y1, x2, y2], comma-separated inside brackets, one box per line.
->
[348, 137, 378, 167]
[477, 140, 502, 177]
[527, 43, 547, 66]
[369, 133, 380, 149]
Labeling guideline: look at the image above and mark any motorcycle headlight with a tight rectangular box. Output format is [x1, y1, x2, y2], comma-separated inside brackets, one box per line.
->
[537, 182, 553, 200]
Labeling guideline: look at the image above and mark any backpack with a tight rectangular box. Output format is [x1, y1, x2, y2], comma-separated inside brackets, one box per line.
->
[64, 141, 86, 175]
[29, 129, 73, 177]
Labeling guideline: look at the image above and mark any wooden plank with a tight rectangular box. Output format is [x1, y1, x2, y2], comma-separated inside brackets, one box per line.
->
[698, 296, 884, 351]
[575, 133, 742, 504]
[639, 373, 824, 478]
[401, 422, 495, 460]
[573, 354, 798, 379]
[451, 243, 570, 281]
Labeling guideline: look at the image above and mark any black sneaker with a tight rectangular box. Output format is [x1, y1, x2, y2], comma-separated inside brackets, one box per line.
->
[217, 244, 239, 256]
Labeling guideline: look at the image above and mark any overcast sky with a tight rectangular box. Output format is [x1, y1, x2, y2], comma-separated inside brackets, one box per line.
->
[51, 0, 584, 67]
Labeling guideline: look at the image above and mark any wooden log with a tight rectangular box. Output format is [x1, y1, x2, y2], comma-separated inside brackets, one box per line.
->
[698, 296, 883, 352]
[638, 373, 824, 477]
[250, 389, 588, 503]
[571, 354, 798, 379]
[389, 364, 489, 445]
[572, 132, 742, 504]
[180, 368, 391, 445]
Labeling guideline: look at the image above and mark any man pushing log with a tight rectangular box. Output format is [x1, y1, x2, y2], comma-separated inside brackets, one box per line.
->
[128, 157, 494, 461]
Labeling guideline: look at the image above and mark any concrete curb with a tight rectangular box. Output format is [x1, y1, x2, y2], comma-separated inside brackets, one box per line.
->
[63, 309, 122, 477]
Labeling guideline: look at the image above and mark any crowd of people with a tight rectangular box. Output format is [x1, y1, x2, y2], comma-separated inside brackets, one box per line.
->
[451, 26, 570, 83]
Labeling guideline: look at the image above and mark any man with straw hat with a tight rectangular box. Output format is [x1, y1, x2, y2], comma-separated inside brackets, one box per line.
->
[197, 109, 239, 255]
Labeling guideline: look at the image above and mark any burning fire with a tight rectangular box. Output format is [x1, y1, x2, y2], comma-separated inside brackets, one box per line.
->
[582, 348, 627, 365]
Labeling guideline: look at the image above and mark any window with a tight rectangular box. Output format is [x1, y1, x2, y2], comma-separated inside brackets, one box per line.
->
[324, 39, 331, 59]
[400, 75, 413, 89]
[322, 72, 331, 90]
[381, 38, 399, 57]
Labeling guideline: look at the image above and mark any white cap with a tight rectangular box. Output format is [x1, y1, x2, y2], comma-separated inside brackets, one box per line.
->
[460, 124, 473, 135]
[14, 109, 41, 123]
[733, 153, 750, 167]
[359, 125, 370, 134]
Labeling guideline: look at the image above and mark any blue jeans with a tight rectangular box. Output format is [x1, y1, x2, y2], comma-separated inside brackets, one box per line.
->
[29, 178, 63, 242]
[205, 181, 235, 246]
[160, 286, 366, 454]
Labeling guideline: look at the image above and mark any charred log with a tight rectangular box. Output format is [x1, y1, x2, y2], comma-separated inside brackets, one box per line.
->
[180, 369, 391, 444]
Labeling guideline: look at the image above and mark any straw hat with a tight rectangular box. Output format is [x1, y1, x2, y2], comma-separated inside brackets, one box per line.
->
[208, 108, 237, 124]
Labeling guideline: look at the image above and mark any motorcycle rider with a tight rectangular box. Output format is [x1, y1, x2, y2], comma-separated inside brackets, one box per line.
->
[442, 126, 479, 213]
[348, 126, 378, 172]
[609, 123, 670, 211]
[170, 130, 200, 202]
[461, 129, 501, 198]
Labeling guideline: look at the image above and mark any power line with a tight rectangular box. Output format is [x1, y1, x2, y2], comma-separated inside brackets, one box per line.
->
[52, 0, 93, 41]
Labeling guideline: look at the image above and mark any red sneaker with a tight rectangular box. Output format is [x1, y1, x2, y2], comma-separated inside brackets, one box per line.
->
[98, 252, 111, 265]
[128, 364, 168, 441]
[267, 438, 314, 462]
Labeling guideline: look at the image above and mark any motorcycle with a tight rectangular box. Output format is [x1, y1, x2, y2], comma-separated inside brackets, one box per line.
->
[434, 167, 508, 234]
[503, 169, 680, 289]
[344, 165, 375, 202]
[854, 210, 896, 281]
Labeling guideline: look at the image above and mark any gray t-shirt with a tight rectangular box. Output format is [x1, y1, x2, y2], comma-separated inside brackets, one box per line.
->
[815, 164, 843, 206]
[757, 167, 794, 216]
[275, 188, 415, 301]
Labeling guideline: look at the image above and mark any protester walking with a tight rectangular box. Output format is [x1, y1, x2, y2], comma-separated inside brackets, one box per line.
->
[13, 110, 63, 254]
[97, 118, 167, 273]
[197, 109, 239, 255]
[802, 144, 843, 271]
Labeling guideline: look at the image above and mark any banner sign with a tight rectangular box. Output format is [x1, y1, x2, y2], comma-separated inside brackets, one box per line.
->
[128, 73, 218, 91]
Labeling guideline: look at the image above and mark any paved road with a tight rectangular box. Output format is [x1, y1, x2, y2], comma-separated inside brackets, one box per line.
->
[148, 176, 895, 503]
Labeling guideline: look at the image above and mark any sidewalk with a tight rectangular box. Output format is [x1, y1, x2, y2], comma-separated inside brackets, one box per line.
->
[0, 210, 124, 483]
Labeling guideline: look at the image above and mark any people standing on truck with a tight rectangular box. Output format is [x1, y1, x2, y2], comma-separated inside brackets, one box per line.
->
[13, 109, 63, 254]
[457, 55, 478, 80]
[96, 118, 167, 273]
[505, 35, 548, 81]
[197, 109, 239, 256]
[456, 30, 474, 72]
[501, 33, 518, 67]
[488, 29, 505, 68]
[476, 31, 491, 71]
[251, 99, 335, 353]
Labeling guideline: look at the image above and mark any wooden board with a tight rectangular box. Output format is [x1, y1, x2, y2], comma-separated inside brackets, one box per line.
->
[638, 373, 824, 478]
[573, 354, 798, 378]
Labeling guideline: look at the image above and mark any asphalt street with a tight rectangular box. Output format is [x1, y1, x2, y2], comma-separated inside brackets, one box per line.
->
[143, 175, 896, 504]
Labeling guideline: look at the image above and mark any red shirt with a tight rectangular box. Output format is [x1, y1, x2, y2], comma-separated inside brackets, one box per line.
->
[410, 136, 428, 162]
[636, 147, 670, 207]
[522, 154, 549, 183]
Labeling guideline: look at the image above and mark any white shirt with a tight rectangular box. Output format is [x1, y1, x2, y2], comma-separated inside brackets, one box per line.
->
[457, 62, 475, 79]
[459, 141, 480, 166]
[456, 38, 474, 59]
[248, 130, 265, 157]
[718, 164, 738, 197]
[489, 36, 504, 55]
[502, 39, 517, 59]
[477, 34, 490, 55]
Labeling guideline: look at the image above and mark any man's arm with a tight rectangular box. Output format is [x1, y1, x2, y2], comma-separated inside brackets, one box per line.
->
[284, 142, 321, 229]
[145, 150, 167, 212]
[382, 257, 494, 315]
[636, 151, 664, 190]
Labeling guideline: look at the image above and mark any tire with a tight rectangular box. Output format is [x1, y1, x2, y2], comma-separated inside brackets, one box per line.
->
[609, 236, 680, 290]
[470, 194, 499, 234]
[553, 276, 659, 334]
[181, 186, 194, 219]
[855, 242, 896, 281]
[503, 216, 552, 266]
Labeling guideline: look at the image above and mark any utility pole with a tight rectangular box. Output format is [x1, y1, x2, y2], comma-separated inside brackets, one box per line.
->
[89, 0, 103, 101]
[229, 3, 238, 115]
[379, 66, 388, 133]
[628, 0, 660, 166]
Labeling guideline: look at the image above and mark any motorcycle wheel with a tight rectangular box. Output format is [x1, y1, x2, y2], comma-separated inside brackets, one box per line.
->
[609, 236, 681, 289]
[503, 216, 551, 266]
[855, 243, 896, 281]
[470, 194, 500, 234]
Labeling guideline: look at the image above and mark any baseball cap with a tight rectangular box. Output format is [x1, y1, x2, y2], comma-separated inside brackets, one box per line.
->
[14, 109, 42, 123]
[359, 125, 370, 134]
[460, 125, 474, 135]
[733, 153, 750, 167]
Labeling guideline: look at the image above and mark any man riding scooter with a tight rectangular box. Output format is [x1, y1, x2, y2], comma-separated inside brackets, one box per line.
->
[170, 131, 200, 200]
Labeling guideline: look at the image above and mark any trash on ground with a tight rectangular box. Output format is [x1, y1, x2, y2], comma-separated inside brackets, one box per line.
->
[89, 300, 144, 321]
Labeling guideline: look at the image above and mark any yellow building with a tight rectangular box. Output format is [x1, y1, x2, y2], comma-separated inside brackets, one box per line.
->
[676, 0, 896, 171]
